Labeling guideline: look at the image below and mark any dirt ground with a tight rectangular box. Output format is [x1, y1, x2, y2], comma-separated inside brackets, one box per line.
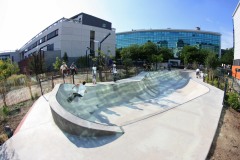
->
[0, 100, 35, 136]
[0, 100, 240, 159]
[207, 107, 240, 160]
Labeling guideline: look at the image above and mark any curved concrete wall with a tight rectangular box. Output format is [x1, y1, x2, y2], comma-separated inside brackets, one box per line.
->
[49, 84, 124, 137]
[49, 70, 192, 137]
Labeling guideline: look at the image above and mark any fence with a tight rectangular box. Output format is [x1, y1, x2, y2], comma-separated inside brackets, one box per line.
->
[0, 65, 146, 107]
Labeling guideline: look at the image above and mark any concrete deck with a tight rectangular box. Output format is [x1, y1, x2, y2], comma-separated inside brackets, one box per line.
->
[0, 70, 224, 160]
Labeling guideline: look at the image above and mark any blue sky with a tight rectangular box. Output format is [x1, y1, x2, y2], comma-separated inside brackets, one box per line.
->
[0, 0, 239, 51]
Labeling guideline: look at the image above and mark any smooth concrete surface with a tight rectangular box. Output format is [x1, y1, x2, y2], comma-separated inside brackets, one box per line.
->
[50, 71, 197, 137]
[49, 83, 124, 137]
[0, 70, 224, 160]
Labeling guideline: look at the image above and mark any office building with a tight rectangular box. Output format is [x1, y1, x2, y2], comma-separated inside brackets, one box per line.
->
[116, 28, 221, 58]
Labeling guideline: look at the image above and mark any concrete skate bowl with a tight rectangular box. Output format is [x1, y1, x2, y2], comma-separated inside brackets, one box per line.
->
[49, 70, 209, 137]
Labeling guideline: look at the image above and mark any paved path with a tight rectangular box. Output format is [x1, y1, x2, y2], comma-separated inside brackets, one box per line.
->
[0, 70, 224, 160]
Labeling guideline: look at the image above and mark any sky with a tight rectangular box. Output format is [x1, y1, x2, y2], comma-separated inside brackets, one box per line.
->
[0, 0, 239, 52]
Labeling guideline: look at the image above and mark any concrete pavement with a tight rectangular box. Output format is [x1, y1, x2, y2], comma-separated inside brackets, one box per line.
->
[0, 70, 224, 160]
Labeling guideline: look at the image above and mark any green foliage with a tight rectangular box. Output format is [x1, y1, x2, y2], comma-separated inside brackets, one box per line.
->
[220, 48, 234, 65]
[227, 92, 240, 110]
[0, 80, 11, 106]
[34, 92, 39, 100]
[115, 48, 122, 59]
[120, 42, 173, 64]
[28, 53, 46, 75]
[213, 79, 218, 87]
[2, 106, 9, 116]
[62, 52, 69, 64]
[180, 46, 198, 65]
[123, 58, 133, 77]
[53, 57, 62, 70]
[0, 59, 20, 80]
[142, 41, 158, 62]
[7, 74, 26, 87]
[151, 54, 163, 70]
[180, 46, 208, 66]
[158, 48, 174, 62]
[205, 52, 219, 69]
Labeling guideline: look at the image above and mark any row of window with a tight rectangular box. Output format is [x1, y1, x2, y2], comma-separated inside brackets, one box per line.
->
[0, 55, 11, 61]
[119, 31, 220, 38]
[24, 29, 58, 53]
[116, 31, 221, 54]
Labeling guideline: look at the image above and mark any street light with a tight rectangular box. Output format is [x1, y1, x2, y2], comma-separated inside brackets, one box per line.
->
[86, 47, 90, 67]
[94, 33, 111, 81]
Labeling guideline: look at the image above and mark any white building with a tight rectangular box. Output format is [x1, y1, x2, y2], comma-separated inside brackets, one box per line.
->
[233, 1, 240, 80]
[18, 13, 116, 72]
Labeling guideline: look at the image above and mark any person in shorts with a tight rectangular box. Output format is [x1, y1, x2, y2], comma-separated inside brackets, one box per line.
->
[67, 81, 87, 102]
[196, 68, 200, 78]
[92, 64, 97, 84]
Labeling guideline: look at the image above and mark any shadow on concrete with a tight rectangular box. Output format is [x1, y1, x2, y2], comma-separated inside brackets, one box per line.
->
[0, 143, 20, 160]
[63, 132, 122, 148]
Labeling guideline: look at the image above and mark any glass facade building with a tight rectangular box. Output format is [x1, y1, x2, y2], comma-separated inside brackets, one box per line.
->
[116, 29, 221, 57]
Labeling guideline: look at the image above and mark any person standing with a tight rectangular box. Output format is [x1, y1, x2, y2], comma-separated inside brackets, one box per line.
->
[92, 64, 97, 84]
[60, 62, 68, 77]
[112, 64, 118, 82]
[196, 68, 200, 78]
[70, 62, 77, 75]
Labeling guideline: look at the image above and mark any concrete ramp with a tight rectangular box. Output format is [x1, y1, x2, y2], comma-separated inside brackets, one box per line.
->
[0, 70, 224, 160]
[56, 71, 209, 126]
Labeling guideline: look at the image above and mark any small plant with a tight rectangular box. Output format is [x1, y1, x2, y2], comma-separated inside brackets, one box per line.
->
[0, 133, 8, 145]
[34, 93, 39, 100]
[213, 79, 218, 88]
[2, 105, 9, 116]
[227, 92, 240, 110]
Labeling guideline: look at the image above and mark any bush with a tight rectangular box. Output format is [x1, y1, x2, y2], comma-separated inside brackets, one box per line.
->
[227, 92, 240, 110]
[0, 133, 8, 145]
[213, 79, 218, 88]
[2, 106, 9, 116]
[7, 74, 26, 87]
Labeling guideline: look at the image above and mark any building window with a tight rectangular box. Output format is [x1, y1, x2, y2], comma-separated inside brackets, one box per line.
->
[47, 44, 54, 51]
[39, 36, 46, 44]
[47, 29, 58, 40]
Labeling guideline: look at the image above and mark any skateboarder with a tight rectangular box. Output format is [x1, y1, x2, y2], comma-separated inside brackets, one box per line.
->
[67, 81, 87, 102]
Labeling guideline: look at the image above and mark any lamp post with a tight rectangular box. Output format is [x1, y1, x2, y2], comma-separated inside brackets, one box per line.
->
[94, 33, 111, 81]
[86, 47, 90, 68]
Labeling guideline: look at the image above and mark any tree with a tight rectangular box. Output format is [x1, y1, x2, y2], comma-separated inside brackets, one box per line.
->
[220, 48, 234, 65]
[62, 52, 69, 64]
[158, 48, 174, 62]
[180, 46, 208, 67]
[128, 44, 140, 60]
[53, 57, 62, 71]
[205, 52, 219, 69]
[151, 54, 163, 70]
[180, 46, 199, 66]
[0, 59, 19, 80]
[0, 80, 11, 107]
[28, 53, 46, 77]
[142, 41, 158, 62]
[115, 48, 122, 59]
[123, 58, 133, 77]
